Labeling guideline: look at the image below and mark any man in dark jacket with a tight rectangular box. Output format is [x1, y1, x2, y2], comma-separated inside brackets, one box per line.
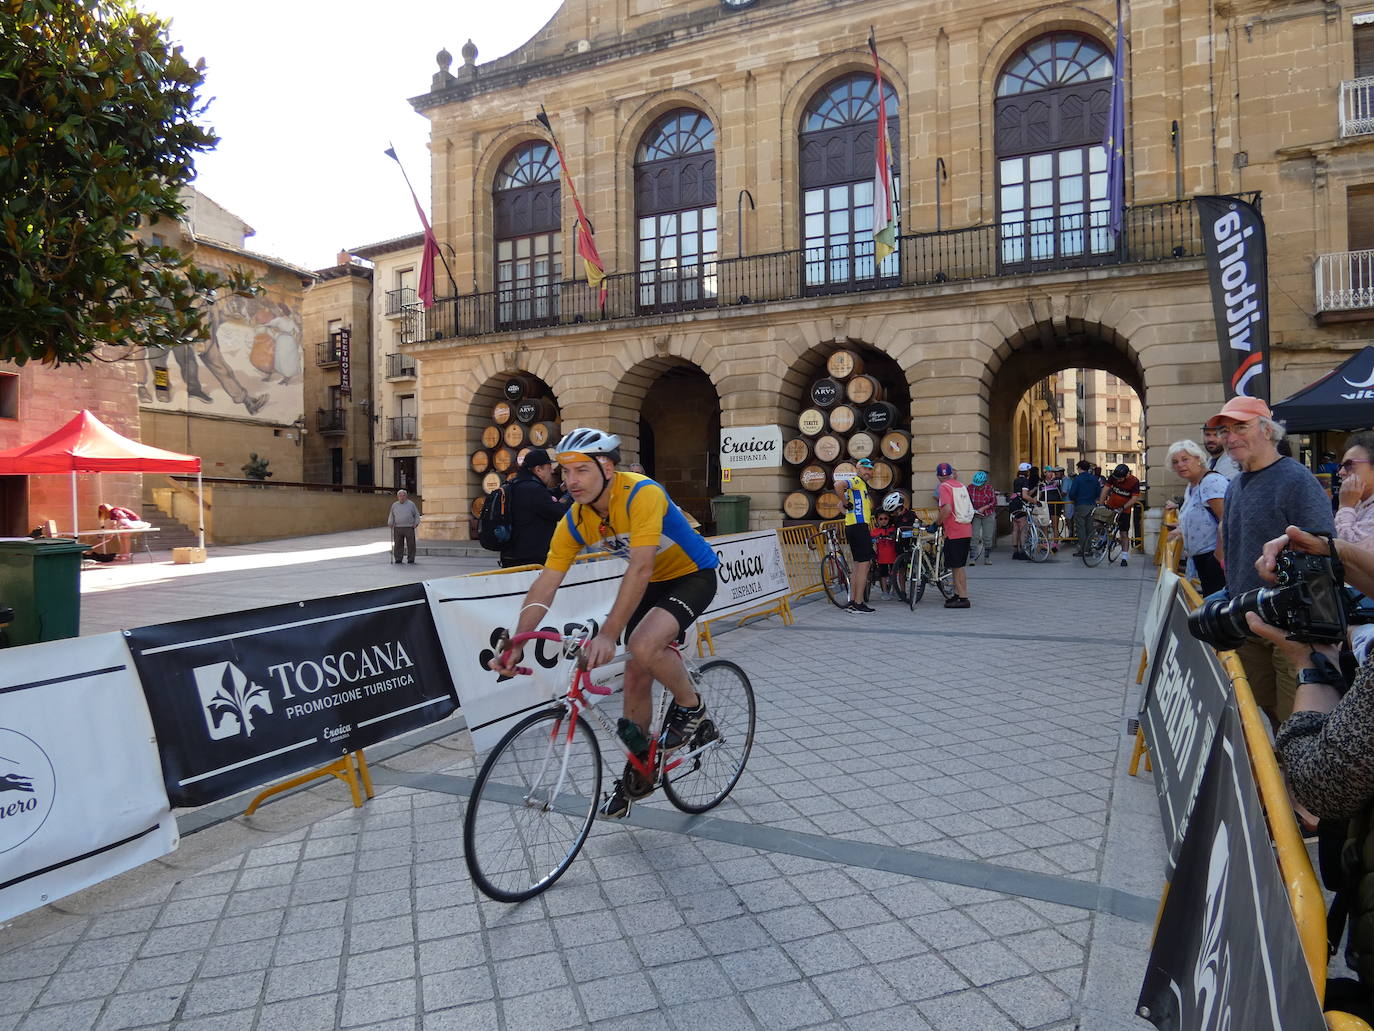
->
[500, 449, 569, 568]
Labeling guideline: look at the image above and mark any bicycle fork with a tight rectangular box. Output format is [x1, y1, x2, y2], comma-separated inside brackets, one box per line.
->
[525, 705, 580, 813]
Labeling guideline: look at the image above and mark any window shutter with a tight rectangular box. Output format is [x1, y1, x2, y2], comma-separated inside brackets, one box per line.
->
[1356, 23, 1374, 79]
[1348, 186, 1374, 251]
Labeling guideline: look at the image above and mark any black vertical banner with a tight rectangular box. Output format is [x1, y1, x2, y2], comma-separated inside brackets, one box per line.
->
[338, 327, 352, 398]
[1195, 195, 1270, 401]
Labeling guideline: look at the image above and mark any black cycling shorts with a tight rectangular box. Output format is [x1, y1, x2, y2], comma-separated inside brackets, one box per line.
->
[944, 536, 972, 569]
[845, 523, 876, 563]
[626, 567, 718, 641]
[1113, 509, 1132, 532]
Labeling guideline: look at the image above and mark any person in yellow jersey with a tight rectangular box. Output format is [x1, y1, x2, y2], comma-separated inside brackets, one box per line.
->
[835, 459, 877, 613]
[489, 428, 720, 819]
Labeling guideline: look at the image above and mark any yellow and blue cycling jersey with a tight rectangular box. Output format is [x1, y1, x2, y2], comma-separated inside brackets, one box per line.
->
[842, 477, 871, 526]
[545, 472, 719, 583]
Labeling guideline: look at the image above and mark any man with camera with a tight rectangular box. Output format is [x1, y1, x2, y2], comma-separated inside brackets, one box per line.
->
[1206, 396, 1333, 724]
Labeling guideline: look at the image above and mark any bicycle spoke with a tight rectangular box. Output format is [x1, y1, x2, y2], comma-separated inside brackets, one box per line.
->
[663, 660, 755, 813]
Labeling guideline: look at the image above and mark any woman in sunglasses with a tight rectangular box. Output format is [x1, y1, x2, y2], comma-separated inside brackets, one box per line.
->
[1336, 432, 1374, 553]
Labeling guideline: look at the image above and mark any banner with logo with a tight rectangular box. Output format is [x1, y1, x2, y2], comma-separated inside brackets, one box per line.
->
[426, 561, 630, 752]
[699, 530, 791, 621]
[720, 426, 783, 470]
[338, 326, 352, 397]
[126, 584, 456, 806]
[1137, 570, 1180, 688]
[1137, 701, 1324, 1030]
[0, 634, 178, 923]
[1195, 195, 1270, 401]
[1137, 593, 1232, 866]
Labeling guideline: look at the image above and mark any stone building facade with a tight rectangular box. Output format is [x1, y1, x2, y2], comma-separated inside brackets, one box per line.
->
[303, 256, 374, 486]
[402, 0, 1374, 540]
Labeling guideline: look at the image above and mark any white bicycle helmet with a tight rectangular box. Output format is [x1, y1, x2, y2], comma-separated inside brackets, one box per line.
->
[1018, 462, 1033, 472]
[882, 492, 904, 512]
[554, 427, 621, 461]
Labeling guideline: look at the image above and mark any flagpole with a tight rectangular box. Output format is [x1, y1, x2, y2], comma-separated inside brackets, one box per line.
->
[536, 106, 609, 312]
[385, 144, 458, 299]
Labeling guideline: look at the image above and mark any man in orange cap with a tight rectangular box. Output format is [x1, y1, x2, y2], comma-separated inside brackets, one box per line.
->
[1207, 396, 1333, 724]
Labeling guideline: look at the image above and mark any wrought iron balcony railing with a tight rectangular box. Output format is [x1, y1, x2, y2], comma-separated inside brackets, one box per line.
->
[385, 287, 417, 316]
[1341, 77, 1374, 138]
[386, 416, 417, 441]
[385, 353, 417, 378]
[316, 408, 346, 434]
[402, 198, 1205, 344]
[1315, 249, 1374, 312]
[315, 339, 342, 366]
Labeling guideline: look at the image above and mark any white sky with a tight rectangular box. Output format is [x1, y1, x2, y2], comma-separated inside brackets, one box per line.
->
[136, 0, 564, 271]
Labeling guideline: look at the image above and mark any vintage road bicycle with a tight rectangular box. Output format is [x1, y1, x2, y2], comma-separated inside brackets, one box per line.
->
[462, 626, 756, 902]
[893, 524, 956, 608]
[1081, 505, 1125, 567]
[1019, 501, 1054, 563]
[810, 524, 853, 609]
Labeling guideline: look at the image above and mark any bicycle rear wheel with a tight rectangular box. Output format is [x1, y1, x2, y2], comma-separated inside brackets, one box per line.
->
[893, 553, 911, 603]
[969, 534, 985, 565]
[1108, 536, 1124, 563]
[934, 554, 957, 600]
[663, 660, 756, 814]
[821, 554, 850, 609]
[463, 708, 601, 902]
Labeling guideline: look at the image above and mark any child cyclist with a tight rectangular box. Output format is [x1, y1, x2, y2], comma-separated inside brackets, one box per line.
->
[488, 428, 720, 819]
[871, 507, 898, 595]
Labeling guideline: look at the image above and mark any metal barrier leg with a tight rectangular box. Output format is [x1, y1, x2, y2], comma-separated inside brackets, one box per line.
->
[244, 751, 373, 815]
[1128, 726, 1151, 777]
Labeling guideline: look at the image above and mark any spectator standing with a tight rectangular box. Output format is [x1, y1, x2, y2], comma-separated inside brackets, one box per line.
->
[499, 448, 569, 568]
[1008, 462, 1034, 560]
[1098, 463, 1141, 568]
[967, 470, 997, 564]
[1040, 466, 1064, 553]
[933, 462, 974, 608]
[1064, 460, 1101, 554]
[870, 510, 897, 595]
[1210, 396, 1333, 724]
[1202, 425, 1242, 480]
[388, 489, 421, 564]
[1165, 440, 1227, 595]
[1335, 433, 1374, 553]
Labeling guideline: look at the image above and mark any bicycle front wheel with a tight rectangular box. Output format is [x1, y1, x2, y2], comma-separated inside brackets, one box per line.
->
[1082, 527, 1109, 567]
[463, 709, 602, 903]
[1027, 523, 1052, 563]
[663, 660, 756, 814]
[892, 553, 911, 603]
[1108, 536, 1124, 563]
[821, 554, 850, 609]
[969, 534, 985, 565]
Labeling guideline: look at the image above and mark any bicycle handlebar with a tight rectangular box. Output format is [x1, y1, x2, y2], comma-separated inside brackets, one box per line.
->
[493, 629, 614, 695]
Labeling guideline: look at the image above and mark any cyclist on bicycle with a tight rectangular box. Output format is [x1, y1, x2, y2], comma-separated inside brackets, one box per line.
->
[1098, 463, 1141, 568]
[835, 460, 877, 613]
[487, 427, 719, 818]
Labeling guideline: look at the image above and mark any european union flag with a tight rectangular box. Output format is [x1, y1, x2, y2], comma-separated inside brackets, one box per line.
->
[1104, 0, 1126, 237]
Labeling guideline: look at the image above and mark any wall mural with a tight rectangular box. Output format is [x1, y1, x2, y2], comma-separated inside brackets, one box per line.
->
[135, 291, 305, 425]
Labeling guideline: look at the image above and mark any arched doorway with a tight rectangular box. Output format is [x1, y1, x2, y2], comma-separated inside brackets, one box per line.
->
[465, 369, 561, 518]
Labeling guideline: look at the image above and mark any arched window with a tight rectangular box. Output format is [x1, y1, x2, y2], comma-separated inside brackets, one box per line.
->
[493, 142, 562, 325]
[995, 33, 1114, 267]
[799, 73, 899, 294]
[634, 109, 717, 312]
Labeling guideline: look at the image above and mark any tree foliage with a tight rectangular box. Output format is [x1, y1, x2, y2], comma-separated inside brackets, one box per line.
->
[0, 0, 256, 366]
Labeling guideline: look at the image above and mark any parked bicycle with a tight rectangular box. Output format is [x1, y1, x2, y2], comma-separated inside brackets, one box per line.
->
[1081, 505, 1124, 567]
[810, 523, 853, 609]
[1022, 501, 1054, 563]
[893, 524, 956, 607]
[463, 625, 756, 902]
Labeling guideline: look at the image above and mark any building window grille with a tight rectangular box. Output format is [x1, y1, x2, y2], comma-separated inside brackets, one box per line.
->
[635, 110, 718, 312]
[493, 143, 563, 326]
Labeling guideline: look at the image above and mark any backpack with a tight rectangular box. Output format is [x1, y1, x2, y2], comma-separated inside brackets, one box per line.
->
[949, 484, 975, 524]
[477, 484, 513, 551]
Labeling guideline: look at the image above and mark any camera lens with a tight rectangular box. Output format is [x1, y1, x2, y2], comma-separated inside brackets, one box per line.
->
[1187, 588, 1264, 651]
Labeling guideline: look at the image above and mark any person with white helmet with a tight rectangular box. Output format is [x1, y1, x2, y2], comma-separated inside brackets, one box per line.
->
[1009, 462, 1035, 560]
[835, 459, 877, 612]
[488, 427, 719, 818]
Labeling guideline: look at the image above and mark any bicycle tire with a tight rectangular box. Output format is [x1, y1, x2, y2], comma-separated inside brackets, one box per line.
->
[1027, 522, 1052, 563]
[1108, 536, 1124, 563]
[969, 535, 985, 565]
[821, 554, 850, 609]
[1082, 528, 1109, 568]
[463, 708, 601, 903]
[892, 554, 911, 603]
[663, 660, 756, 814]
[912, 551, 928, 606]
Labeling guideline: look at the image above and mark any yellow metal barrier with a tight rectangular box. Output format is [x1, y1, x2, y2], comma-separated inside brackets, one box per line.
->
[245, 750, 374, 815]
[1153, 508, 1180, 568]
[775, 522, 826, 602]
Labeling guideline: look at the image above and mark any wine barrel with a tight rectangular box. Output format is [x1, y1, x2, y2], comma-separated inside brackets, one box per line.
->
[503, 421, 526, 448]
[503, 374, 541, 401]
[833, 461, 858, 481]
[863, 401, 899, 433]
[800, 464, 828, 491]
[826, 349, 864, 381]
[471, 449, 491, 474]
[783, 491, 813, 519]
[847, 375, 884, 405]
[798, 408, 826, 436]
[482, 471, 502, 493]
[816, 491, 843, 520]
[481, 425, 501, 449]
[847, 432, 876, 459]
[493, 400, 513, 425]
[814, 434, 842, 463]
[868, 459, 895, 490]
[470, 495, 487, 518]
[879, 429, 911, 460]
[492, 447, 515, 472]
[810, 378, 842, 408]
[828, 404, 857, 434]
[515, 397, 557, 424]
[783, 437, 812, 465]
[528, 421, 557, 447]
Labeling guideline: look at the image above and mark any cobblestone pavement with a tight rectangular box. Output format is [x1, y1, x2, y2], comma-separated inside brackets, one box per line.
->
[2, 533, 1164, 1030]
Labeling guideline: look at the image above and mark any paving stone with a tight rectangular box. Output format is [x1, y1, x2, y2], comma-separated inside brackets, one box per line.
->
[665, 994, 758, 1031]
[720, 944, 802, 991]
[341, 980, 417, 1026]
[985, 974, 1076, 1027]
[0, 978, 45, 1016]
[811, 965, 901, 1015]
[173, 1011, 257, 1031]
[942, 940, 1035, 987]
[182, 970, 264, 1018]
[259, 993, 337, 1031]
[421, 967, 494, 1010]
[494, 953, 568, 996]
[877, 954, 970, 1002]
[756, 905, 835, 943]
[918, 988, 1020, 1031]
[576, 971, 658, 1023]
[424, 1002, 500, 1031]
[742, 981, 833, 1030]
[498, 986, 584, 1030]
[37, 964, 126, 1006]
[14, 999, 103, 1031]
[346, 945, 415, 989]
[648, 958, 733, 1005]
[264, 956, 341, 1001]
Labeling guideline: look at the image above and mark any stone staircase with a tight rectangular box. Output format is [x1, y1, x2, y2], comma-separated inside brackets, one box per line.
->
[139, 503, 199, 551]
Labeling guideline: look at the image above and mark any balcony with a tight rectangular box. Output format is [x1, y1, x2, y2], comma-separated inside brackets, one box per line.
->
[1315, 249, 1374, 321]
[385, 352, 417, 379]
[385, 287, 417, 316]
[402, 198, 1207, 344]
[1340, 77, 1374, 137]
[386, 416, 417, 441]
[317, 408, 346, 434]
[315, 337, 342, 366]
[1034, 379, 1059, 422]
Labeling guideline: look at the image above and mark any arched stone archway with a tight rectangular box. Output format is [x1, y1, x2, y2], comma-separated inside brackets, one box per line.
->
[464, 368, 561, 513]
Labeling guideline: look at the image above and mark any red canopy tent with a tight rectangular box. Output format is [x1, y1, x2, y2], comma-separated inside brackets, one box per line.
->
[0, 410, 203, 548]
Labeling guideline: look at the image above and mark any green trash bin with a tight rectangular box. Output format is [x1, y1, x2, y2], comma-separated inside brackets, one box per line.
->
[0, 538, 87, 646]
[710, 495, 751, 534]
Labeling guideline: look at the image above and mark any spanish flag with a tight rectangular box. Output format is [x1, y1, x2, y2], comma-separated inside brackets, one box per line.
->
[536, 109, 608, 310]
[869, 31, 896, 264]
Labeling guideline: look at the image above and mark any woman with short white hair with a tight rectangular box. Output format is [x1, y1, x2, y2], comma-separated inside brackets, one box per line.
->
[1166, 439, 1228, 595]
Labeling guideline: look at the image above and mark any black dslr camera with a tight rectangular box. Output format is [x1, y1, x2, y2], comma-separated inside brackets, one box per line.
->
[1187, 547, 1350, 651]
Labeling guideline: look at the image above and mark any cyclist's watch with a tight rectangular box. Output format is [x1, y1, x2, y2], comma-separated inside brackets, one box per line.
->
[1297, 667, 1333, 687]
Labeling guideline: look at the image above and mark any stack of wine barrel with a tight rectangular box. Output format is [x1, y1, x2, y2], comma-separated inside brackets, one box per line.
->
[783, 349, 911, 521]
[469, 374, 560, 516]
